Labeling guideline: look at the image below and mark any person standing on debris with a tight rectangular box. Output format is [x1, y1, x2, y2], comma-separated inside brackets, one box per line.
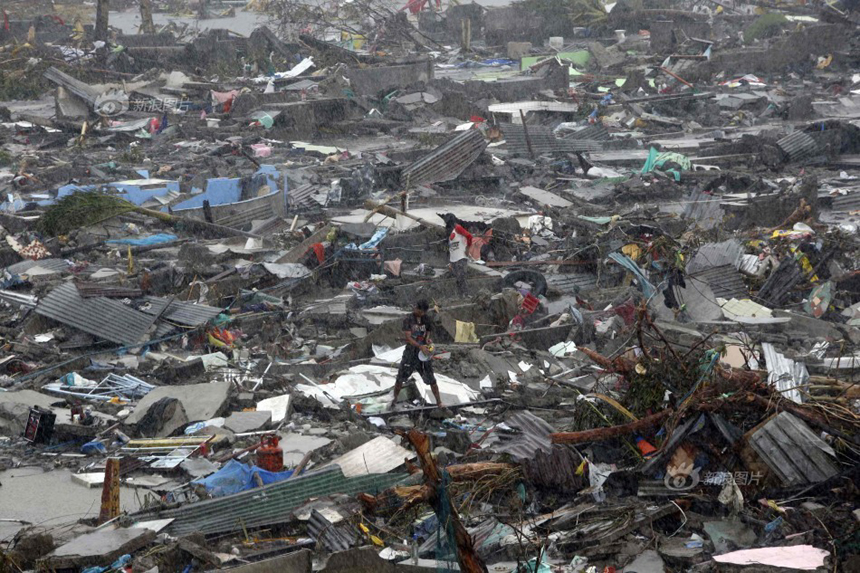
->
[390, 299, 443, 409]
[447, 219, 473, 297]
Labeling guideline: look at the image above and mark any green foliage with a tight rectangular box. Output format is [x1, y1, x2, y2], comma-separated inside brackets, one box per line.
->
[744, 13, 789, 43]
[117, 146, 145, 164]
[0, 150, 11, 167]
[625, 369, 667, 417]
[0, 68, 50, 101]
[39, 192, 135, 236]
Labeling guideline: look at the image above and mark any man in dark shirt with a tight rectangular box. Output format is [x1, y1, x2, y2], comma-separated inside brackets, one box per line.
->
[390, 299, 443, 409]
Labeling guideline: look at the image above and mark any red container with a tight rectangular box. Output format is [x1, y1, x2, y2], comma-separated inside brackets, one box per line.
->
[522, 292, 540, 315]
[256, 434, 283, 472]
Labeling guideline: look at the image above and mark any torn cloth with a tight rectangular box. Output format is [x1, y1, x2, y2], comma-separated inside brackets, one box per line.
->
[384, 258, 402, 276]
[454, 320, 479, 343]
[608, 252, 657, 300]
[640, 147, 691, 181]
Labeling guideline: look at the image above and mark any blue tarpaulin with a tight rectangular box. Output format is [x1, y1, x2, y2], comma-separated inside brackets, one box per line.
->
[345, 227, 388, 250]
[105, 233, 178, 247]
[193, 459, 294, 497]
[608, 252, 657, 300]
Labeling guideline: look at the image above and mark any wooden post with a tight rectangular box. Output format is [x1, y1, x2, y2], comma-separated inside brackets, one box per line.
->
[95, 0, 110, 41]
[519, 109, 535, 160]
[461, 18, 471, 52]
[98, 457, 120, 524]
[139, 0, 156, 34]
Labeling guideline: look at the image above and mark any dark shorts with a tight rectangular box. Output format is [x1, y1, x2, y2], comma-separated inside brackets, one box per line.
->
[396, 352, 437, 386]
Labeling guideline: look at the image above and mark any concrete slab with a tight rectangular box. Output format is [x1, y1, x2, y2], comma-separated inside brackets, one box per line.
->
[180, 457, 220, 479]
[622, 550, 666, 573]
[278, 432, 333, 467]
[257, 394, 291, 423]
[519, 185, 573, 208]
[658, 536, 705, 563]
[0, 390, 59, 434]
[224, 410, 272, 433]
[125, 381, 231, 431]
[221, 549, 311, 573]
[0, 389, 58, 409]
[41, 527, 156, 569]
[124, 475, 173, 488]
[71, 472, 105, 488]
[703, 520, 756, 555]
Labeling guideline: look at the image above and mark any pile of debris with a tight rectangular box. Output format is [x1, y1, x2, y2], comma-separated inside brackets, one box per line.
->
[1, 0, 859, 571]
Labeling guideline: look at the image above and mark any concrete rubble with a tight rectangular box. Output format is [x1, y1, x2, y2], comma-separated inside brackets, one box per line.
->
[0, 0, 858, 572]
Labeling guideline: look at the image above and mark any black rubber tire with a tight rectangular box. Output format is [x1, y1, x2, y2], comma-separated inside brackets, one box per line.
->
[502, 270, 548, 297]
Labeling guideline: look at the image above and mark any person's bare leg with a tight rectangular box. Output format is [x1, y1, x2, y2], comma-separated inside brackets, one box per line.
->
[431, 384, 444, 408]
[389, 380, 403, 410]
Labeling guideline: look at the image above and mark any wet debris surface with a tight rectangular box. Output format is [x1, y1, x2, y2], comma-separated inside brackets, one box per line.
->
[0, 0, 859, 572]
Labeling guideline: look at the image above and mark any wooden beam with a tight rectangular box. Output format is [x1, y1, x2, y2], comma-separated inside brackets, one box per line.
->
[551, 410, 673, 445]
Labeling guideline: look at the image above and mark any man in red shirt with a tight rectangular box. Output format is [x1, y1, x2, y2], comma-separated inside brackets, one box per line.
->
[448, 222, 473, 297]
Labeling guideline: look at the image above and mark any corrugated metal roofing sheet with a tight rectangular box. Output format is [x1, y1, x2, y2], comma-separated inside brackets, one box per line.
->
[307, 509, 356, 552]
[35, 282, 156, 346]
[288, 183, 318, 210]
[776, 131, 821, 163]
[502, 123, 603, 156]
[6, 258, 72, 275]
[691, 265, 747, 299]
[130, 466, 406, 537]
[323, 436, 412, 477]
[831, 192, 860, 212]
[686, 240, 743, 274]
[0, 289, 38, 308]
[559, 123, 610, 141]
[761, 342, 807, 404]
[681, 189, 724, 230]
[75, 282, 143, 299]
[546, 272, 599, 293]
[748, 412, 839, 486]
[738, 254, 764, 276]
[757, 258, 803, 306]
[493, 411, 555, 461]
[140, 297, 223, 326]
[489, 101, 580, 114]
[401, 129, 487, 185]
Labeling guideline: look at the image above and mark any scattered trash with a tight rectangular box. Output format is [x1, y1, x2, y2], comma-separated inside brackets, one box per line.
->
[0, 4, 857, 573]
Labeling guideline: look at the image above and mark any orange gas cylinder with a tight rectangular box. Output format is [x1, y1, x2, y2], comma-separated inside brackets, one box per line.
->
[256, 434, 283, 472]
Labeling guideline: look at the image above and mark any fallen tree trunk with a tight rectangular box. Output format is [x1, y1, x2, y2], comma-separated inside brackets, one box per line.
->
[134, 206, 263, 239]
[358, 462, 518, 513]
[551, 409, 674, 445]
[360, 436, 503, 573]
[405, 430, 488, 573]
[579, 346, 761, 386]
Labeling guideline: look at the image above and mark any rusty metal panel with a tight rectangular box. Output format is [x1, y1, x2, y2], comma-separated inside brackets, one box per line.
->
[401, 129, 487, 185]
[35, 282, 157, 346]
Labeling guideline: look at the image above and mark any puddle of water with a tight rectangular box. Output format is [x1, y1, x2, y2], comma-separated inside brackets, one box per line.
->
[110, 8, 269, 36]
[0, 468, 143, 538]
